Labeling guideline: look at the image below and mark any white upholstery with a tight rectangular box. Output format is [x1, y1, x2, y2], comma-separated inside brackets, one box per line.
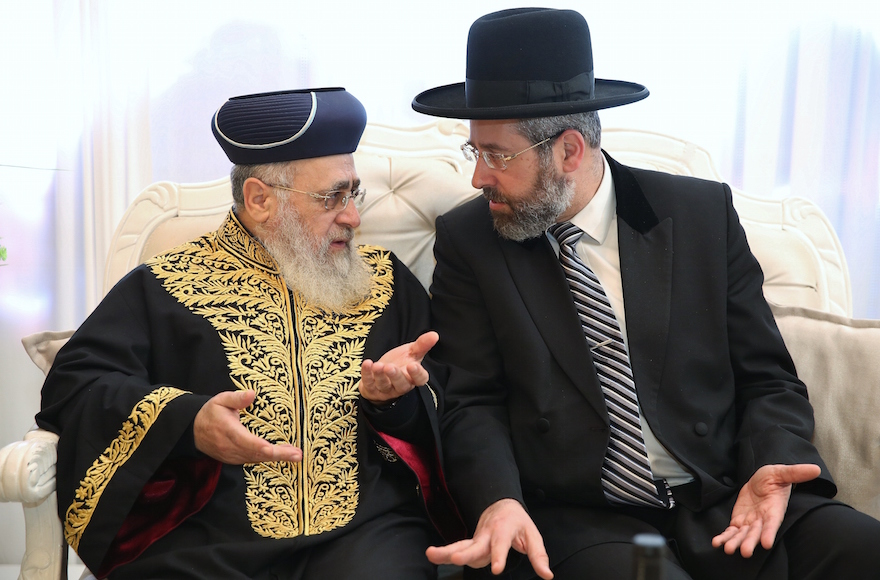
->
[0, 122, 873, 579]
[602, 129, 852, 317]
[103, 121, 480, 294]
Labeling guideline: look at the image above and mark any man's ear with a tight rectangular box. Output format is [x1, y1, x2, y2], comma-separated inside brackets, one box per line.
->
[559, 129, 587, 174]
[242, 178, 275, 225]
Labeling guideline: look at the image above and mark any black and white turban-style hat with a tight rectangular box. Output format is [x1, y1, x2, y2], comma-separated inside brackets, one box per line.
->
[212, 87, 367, 165]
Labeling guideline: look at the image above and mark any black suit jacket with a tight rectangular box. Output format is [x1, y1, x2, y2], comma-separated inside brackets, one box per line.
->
[430, 153, 838, 579]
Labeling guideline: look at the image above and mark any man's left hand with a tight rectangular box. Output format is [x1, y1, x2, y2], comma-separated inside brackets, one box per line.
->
[359, 331, 439, 404]
[712, 463, 821, 557]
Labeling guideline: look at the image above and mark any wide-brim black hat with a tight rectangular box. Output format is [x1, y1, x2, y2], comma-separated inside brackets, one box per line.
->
[412, 8, 648, 120]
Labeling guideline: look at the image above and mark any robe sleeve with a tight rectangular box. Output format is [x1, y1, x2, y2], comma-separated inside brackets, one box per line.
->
[36, 267, 221, 576]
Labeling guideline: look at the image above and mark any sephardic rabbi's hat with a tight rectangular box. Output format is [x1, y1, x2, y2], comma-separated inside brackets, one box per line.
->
[211, 87, 367, 165]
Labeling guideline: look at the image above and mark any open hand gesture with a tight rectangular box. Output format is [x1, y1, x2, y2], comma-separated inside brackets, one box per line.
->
[194, 390, 302, 464]
[359, 331, 438, 404]
[712, 463, 821, 557]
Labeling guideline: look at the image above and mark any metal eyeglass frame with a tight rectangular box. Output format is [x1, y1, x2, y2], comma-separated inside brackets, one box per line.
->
[460, 132, 562, 170]
[264, 183, 366, 211]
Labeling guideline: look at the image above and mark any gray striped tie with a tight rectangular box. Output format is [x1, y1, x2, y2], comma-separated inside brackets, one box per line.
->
[548, 221, 668, 509]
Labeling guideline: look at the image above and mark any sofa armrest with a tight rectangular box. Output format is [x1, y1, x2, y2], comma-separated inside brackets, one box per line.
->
[0, 427, 67, 580]
[0, 428, 59, 504]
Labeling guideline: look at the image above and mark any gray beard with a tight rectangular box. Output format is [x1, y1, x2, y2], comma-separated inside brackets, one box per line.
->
[256, 198, 373, 311]
[485, 159, 575, 241]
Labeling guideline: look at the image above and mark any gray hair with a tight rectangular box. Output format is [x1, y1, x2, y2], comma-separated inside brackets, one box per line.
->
[230, 161, 296, 210]
[514, 111, 601, 163]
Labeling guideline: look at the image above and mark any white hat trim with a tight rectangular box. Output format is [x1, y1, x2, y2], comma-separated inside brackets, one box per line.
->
[212, 92, 318, 150]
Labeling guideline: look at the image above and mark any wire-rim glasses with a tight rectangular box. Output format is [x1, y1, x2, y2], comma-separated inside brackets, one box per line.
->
[264, 183, 366, 211]
[460, 132, 561, 171]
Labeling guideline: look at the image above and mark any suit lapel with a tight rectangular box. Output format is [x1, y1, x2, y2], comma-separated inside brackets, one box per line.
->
[495, 154, 673, 421]
[499, 233, 610, 419]
[607, 154, 673, 417]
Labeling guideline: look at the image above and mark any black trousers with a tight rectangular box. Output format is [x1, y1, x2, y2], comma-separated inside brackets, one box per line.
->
[465, 500, 880, 580]
[269, 503, 439, 580]
[541, 503, 880, 580]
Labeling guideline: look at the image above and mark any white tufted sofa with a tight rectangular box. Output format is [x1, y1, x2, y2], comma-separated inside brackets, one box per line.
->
[2, 121, 879, 579]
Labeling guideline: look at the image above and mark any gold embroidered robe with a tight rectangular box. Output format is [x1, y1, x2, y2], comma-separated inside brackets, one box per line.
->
[37, 211, 453, 577]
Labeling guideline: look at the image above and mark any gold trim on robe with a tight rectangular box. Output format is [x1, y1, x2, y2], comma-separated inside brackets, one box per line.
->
[64, 386, 188, 551]
[147, 211, 393, 538]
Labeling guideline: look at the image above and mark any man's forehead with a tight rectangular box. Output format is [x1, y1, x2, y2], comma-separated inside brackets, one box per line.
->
[469, 118, 526, 148]
[293, 154, 359, 187]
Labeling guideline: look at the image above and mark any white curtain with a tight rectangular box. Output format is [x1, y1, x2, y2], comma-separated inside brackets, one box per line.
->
[54, 0, 154, 322]
[732, 22, 880, 316]
[0, 0, 153, 566]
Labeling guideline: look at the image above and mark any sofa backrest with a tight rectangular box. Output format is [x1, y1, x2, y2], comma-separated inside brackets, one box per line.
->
[104, 122, 852, 317]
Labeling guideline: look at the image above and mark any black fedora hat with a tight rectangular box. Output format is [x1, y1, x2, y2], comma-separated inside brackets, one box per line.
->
[412, 8, 648, 120]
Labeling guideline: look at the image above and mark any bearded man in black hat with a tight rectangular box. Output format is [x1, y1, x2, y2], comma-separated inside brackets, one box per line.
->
[414, 8, 880, 580]
[37, 87, 463, 579]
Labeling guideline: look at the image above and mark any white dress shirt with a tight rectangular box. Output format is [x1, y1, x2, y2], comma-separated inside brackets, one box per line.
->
[546, 155, 694, 486]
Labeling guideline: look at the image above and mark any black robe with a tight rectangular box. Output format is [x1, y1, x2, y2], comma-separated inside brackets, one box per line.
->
[38, 211, 462, 578]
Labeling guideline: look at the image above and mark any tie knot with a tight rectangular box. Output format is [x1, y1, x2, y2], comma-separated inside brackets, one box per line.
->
[547, 221, 583, 248]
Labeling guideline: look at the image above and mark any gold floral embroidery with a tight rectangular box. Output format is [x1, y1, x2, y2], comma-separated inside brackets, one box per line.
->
[64, 386, 187, 551]
[149, 212, 393, 538]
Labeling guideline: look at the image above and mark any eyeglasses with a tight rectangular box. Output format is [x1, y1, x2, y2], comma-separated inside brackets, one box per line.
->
[460, 133, 560, 171]
[264, 183, 366, 211]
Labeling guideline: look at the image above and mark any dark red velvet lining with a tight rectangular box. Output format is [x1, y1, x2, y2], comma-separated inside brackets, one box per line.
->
[94, 456, 221, 578]
[378, 431, 467, 542]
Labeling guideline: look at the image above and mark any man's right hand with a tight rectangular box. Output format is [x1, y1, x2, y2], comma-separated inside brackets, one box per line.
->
[425, 498, 553, 579]
[193, 390, 302, 464]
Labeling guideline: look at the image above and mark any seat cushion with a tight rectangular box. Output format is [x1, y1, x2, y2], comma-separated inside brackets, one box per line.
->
[771, 302, 880, 520]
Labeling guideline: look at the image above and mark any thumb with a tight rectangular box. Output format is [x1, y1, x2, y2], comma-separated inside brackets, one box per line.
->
[410, 331, 440, 361]
[778, 463, 821, 484]
[216, 389, 257, 411]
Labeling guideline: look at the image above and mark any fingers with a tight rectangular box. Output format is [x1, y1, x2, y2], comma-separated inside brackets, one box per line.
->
[521, 528, 553, 579]
[194, 390, 302, 464]
[427, 540, 497, 572]
[428, 500, 554, 578]
[426, 538, 492, 569]
[713, 520, 772, 558]
[737, 522, 763, 558]
[759, 516, 783, 552]
[425, 540, 473, 566]
[247, 437, 303, 464]
[712, 526, 737, 548]
[360, 359, 427, 403]
[213, 416, 302, 464]
[405, 361, 430, 386]
[713, 524, 751, 556]
[426, 540, 476, 565]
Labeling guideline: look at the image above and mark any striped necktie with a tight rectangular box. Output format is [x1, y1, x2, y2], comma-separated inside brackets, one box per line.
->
[548, 221, 670, 509]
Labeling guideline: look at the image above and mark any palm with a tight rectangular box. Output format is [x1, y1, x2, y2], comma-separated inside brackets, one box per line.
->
[728, 469, 790, 529]
[359, 331, 438, 403]
[713, 463, 821, 557]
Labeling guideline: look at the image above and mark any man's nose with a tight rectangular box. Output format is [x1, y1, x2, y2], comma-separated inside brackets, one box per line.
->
[335, 199, 361, 228]
[471, 156, 497, 190]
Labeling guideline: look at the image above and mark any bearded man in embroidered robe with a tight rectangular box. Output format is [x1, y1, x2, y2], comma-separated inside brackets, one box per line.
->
[36, 88, 463, 579]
